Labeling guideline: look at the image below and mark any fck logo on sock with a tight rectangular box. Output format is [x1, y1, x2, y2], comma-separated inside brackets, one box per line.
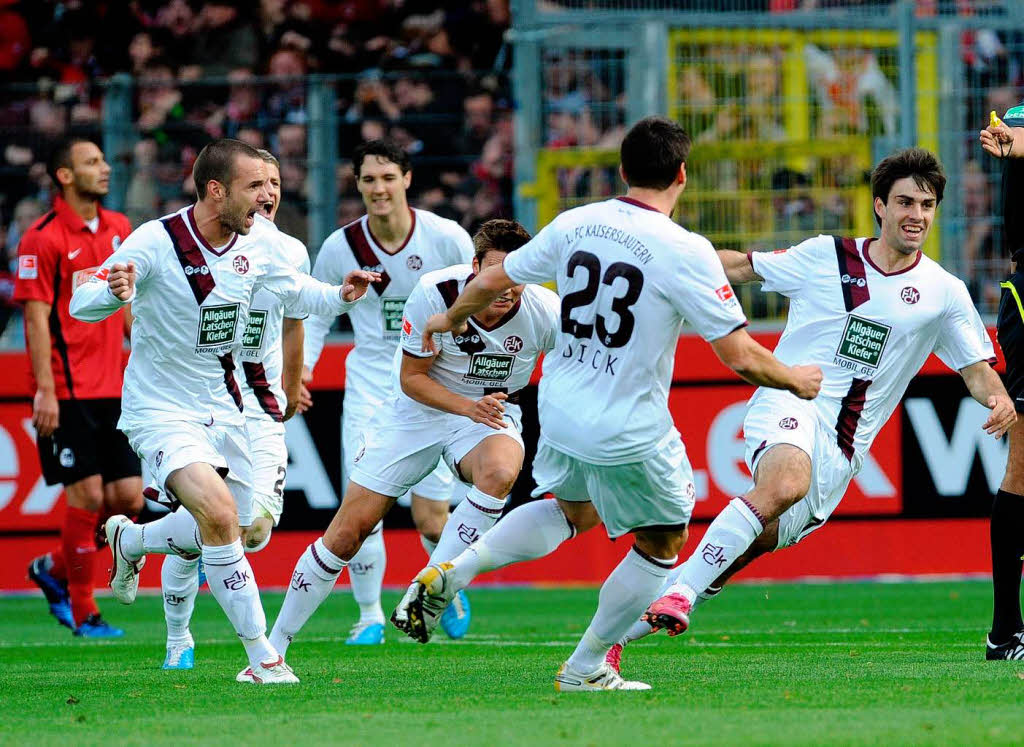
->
[290, 571, 311, 592]
[457, 523, 480, 545]
[701, 543, 728, 568]
[222, 570, 250, 591]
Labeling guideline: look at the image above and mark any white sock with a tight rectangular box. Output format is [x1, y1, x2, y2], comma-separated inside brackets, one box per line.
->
[449, 498, 575, 589]
[269, 538, 346, 658]
[162, 555, 199, 646]
[420, 534, 438, 556]
[202, 540, 276, 668]
[428, 486, 505, 565]
[667, 498, 763, 604]
[567, 545, 675, 674]
[347, 521, 386, 625]
[135, 508, 202, 558]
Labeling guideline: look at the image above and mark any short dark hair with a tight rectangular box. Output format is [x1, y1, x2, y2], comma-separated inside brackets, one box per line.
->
[472, 219, 532, 264]
[192, 138, 263, 199]
[870, 148, 946, 226]
[47, 136, 96, 188]
[619, 116, 692, 190]
[352, 139, 411, 178]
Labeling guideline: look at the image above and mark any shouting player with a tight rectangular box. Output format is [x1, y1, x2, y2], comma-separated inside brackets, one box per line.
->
[405, 117, 822, 691]
[302, 139, 474, 644]
[627, 148, 1013, 662]
[70, 138, 377, 684]
[16, 136, 143, 638]
[266, 219, 559, 664]
[158, 148, 309, 670]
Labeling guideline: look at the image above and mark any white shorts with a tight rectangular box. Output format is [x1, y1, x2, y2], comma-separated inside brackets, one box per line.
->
[124, 419, 254, 527]
[246, 417, 287, 525]
[344, 395, 455, 504]
[533, 429, 696, 539]
[743, 389, 856, 549]
[350, 399, 524, 500]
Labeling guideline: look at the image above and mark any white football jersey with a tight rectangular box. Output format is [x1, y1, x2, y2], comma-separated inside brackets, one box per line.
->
[399, 264, 560, 416]
[503, 197, 748, 465]
[70, 207, 359, 429]
[749, 234, 994, 464]
[303, 209, 474, 405]
[239, 229, 311, 423]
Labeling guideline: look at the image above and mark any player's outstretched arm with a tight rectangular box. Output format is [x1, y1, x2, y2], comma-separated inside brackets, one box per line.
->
[421, 264, 515, 354]
[959, 361, 1017, 438]
[717, 249, 762, 285]
[70, 262, 135, 322]
[281, 317, 305, 420]
[399, 352, 507, 429]
[710, 327, 822, 400]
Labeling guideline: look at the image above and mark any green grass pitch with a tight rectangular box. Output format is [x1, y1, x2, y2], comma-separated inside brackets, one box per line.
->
[2, 581, 1023, 746]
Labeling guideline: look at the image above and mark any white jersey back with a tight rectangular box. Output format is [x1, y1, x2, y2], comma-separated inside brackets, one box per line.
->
[503, 197, 748, 464]
[304, 209, 474, 404]
[750, 235, 994, 464]
[399, 264, 560, 416]
[70, 207, 351, 428]
[240, 230, 310, 422]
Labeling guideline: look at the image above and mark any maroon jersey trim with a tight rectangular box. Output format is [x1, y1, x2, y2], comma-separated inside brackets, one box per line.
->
[836, 377, 871, 461]
[163, 213, 216, 305]
[242, 361, 283, 422]
[833, 236, 870, 311]
[344, 221, 391, 295]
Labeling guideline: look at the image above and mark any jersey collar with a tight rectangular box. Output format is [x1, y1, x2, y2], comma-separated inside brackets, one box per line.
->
[187, 204, 238, 256]
[616, 196, 661, 213]
[53, 194, 105, 233]
[862, 237, 922, 276]
[365, 208, 416, 256]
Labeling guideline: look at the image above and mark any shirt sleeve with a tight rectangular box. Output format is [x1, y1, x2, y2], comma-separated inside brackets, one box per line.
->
[749, 235, 826, 297]
[302, 232, 349, 370]
[69, 221, 159, 321]
[933, 279, 996, 371]
[12, 228, 59, 304]
[400, 278, 443, 358]
[281, 235, 312, 321]
[670, 236, 748, 342]
[503, 220, 561, 286]
[261, 239, 360, 318]
[536, 287, 561, 352]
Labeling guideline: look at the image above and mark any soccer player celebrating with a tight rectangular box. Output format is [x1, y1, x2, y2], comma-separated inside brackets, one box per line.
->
[403, 117, 822, 691]
[158, 149, 310, 670]
[979, 111, 1024, 659]
[302, 139, 475, 644]
[266, 219, 560, 663]
[16, 136, 143, 638]
[626, 148, 1013, 661]
[70, 138, 377, 684]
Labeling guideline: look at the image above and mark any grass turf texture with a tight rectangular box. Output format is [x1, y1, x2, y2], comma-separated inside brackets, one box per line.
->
[2, 581, 1023, 745]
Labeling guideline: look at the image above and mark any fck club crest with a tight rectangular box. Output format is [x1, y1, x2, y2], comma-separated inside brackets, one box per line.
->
[233, 255, 250, 274]
[901, 286, 920, 304]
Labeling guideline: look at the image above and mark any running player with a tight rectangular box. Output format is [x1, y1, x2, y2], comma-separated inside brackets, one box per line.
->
[16, 136, 143, 638]
[265, 219, 560, 665]
[402, 117, 822, 691]
[979, 109, 1024, 659]
[70, 138, 377, 684]
[159, 148, 309, 670]
[302, 138, 475, 644]
[627, 148, 1012, 660]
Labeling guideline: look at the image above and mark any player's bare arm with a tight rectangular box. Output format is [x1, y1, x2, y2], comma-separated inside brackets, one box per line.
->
[399, 351, 508, 430]
[281, 317, 304, 420]
[710, 326, 822, 400]
[23, 300, 59, 438]
[297, 365, 314, 413]
[959, 360, 1017, 438]
[717, 249, 762, 284]
[421, 264, 515, 353]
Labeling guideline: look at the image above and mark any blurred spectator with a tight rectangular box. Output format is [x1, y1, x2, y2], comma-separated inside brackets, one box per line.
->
[191, 0, 259, 76]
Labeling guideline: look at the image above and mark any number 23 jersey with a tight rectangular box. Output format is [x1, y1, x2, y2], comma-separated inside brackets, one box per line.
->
[749, 235, 995, 465]
[502, 197, 748, 465]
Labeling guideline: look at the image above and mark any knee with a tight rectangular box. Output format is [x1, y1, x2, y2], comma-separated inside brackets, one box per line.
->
[107, 488, 144, 516]
[323, 523, 365, 562]
[749, 476, 809, 520]
[192, 499, 237, 533]
[414, 514, 445, 544]
[473, 465, 519, 498]
[242, 518, 273, 553]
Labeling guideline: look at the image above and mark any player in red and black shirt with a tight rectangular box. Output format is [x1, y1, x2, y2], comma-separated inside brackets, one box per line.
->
[13, 137, 143, 638]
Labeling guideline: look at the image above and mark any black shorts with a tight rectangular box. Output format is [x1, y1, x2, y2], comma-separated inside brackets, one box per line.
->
[37, 398, 141, 486]
[997, 272, 1024, 412]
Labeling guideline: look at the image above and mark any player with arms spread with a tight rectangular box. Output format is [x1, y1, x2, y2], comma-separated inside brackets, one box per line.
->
[302, 139, 475, 644]
[403, 116, 822, 691]
[158, 148, 310, 671]
[70, 138, 377, 684]
[266, 219, 559, 665]
[626, 148, 1013, 662]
